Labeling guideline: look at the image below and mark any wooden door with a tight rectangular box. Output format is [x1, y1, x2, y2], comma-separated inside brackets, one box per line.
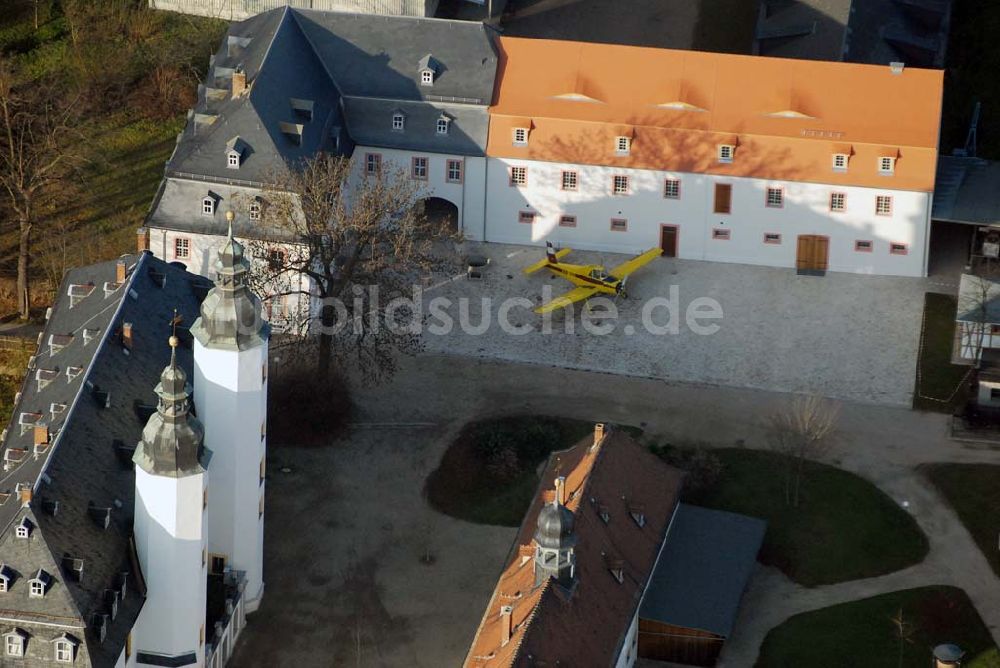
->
[796, 235, 829, 273]
[660, 225, 678, 257]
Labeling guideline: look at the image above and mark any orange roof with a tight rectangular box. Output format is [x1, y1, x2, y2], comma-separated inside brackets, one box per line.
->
[488, 37, 944, 191]
[464, 426, 685, 667]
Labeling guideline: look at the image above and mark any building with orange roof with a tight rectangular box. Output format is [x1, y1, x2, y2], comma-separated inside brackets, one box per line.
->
[464, 424, 765, 668]
[480, 36, 944, 276]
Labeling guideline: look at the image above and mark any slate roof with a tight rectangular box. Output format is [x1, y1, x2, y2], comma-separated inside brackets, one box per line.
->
[755, 0, 952, 67]
[0, 253, 207, 667]
[464, 427, 685, 667]
[639, 504, 765, 638]
[933, 156, 1000, 226]
[150, 7, 498, 238]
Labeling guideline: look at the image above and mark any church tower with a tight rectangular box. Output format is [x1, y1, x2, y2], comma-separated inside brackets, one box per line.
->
[191, 212, 269, 610]
[132, 336, 209, 665]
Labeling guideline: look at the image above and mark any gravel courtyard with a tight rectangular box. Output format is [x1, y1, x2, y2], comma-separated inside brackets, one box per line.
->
[419, 244, 937, 406]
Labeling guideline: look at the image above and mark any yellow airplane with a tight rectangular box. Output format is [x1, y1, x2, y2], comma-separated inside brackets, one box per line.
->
[523, 242, 662, 313]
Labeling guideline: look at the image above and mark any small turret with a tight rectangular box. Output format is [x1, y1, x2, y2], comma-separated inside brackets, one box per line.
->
[534, 476, 577, 587]
[133, 336, 206, 477]
[191, 210, 266, 350]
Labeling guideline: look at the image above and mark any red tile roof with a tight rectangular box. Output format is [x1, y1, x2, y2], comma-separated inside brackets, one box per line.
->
[464, 426, 685, 667]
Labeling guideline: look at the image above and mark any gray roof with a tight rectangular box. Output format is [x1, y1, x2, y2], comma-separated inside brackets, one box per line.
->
[755, 0, 952, 67]
[933, 156, 1000, 226]
[343, 97, 488, 156]
[0, 254, 207, 667]
[292, 9, 498, 102]
[639, 504, 766, 638]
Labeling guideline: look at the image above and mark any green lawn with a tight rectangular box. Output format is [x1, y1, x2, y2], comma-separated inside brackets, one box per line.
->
[425, 417, 640, 526]
[681, 449, 928, 587]
[923, 464, 1000, 578]
[914, 293, 971, 413]
[757, 586, 997, 668]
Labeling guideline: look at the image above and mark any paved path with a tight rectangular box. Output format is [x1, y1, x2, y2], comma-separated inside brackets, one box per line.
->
[349, 353, 1000, 665]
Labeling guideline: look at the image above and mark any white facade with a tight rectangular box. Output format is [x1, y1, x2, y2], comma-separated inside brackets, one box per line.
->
[132, 468, 208, 665]
[614, 611, 639, 668]
[484, 157, 932, 277]
[351, 146, 488, 240]
[194, 339, 268, 610]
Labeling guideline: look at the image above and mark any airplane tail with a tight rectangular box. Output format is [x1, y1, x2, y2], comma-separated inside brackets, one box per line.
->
[523, 242, 571, 275]
[545, 241, 558, 264]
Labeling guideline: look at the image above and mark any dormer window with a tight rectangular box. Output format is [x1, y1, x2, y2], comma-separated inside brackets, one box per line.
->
[225, 136, 245, 169]
[436, 116, 450, 135]
[227, 151, 240, 169]
[4, 629, 25, 657]
[418, 54, 438, 87]
[392, 112, 405, 132]
[249, 200, 261, 221]
[15, 518, 32, 539]
[54, 635, 78, 663]
[512, 128, 528, 146]
[202, 197, 215, 216]
[0, 565, 11, 592]
[28, 570, 49, 598]
[718, 144, 735, 163]
[879, 156, 896, 175]
[615, 136, 630, 155]
[832, 153, 849, 171]
[421, 69, 433, 85]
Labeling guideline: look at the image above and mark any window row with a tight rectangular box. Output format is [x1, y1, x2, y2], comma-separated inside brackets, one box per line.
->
[390, 112, 452, 136]
[5, 629, 78, 662]
[517, 211, 629, 232]
[509, 130, 897, 175]
[710, 229, 908, 254]
[405, 156, 464, 183]
[200, 196, 262, 220]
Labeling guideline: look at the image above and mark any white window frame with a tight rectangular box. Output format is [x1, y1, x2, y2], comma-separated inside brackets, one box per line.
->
[227, 151, 240, 169]
[5, 634, 23, 657]
[0, 576, 7, 593]
[832, 153, 848, 171]
[561, 170, 578, 191]
[365, 153, 381, 176]
[55, 640, 73, 663]
[29, 579, 44, 598]
[615, 136, 630, 155]
[249, 201, 261, 221]
[446, 159, 463, 184]
[766, 187, 784, 208]
[879, 156, 895, 175]
[420, 69, 433, 86]
[411, 156, 428, 180]
[174, 237, 190, 260]
[392, 113, 405, 132]
[512, 128, 528, 146]
[876, 195, 893, 216]
[612, 175, 629, 196]
[830, 192, 846, 212]
[510, 166, 527, 187]
[202, 197, 215, 216]
[664, 178, 680, 199]
[436, 118, 449, 135]
[718, 144, 734, 163]
[14, 524, 28, 539]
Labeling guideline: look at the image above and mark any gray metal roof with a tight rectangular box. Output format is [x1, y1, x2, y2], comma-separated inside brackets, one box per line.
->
[639, 504, 766, 638]
[755, 0, 951, 67]
[0, 253, 207, 667]
[933, 156, 1000, 226]
[343, 97, 488, 156]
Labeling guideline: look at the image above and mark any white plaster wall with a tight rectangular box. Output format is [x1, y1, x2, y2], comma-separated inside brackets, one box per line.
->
[132, 468, 207, 664]
[193, 339, 267, 610]
[484, 157, 931, 277]
[351, 146, 486, 240]
[614, 611, 639, 668]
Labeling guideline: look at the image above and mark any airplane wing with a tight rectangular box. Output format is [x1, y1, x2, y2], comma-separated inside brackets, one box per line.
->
[523, 248, 573, 275]
[534, 286, 600, 314]
[608, 248, 662, 280]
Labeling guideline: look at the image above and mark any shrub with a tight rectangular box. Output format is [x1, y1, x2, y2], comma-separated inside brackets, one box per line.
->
[651, 443, 723, 493]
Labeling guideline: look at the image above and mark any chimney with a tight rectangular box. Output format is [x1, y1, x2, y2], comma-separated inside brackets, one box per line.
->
[136, 227, 150, 253]
[122, 323, 133, 349]
[890, 61, 905, 75]
[500, 605, 513, 646]
[18, 486, 32, 507]
[33, 425, 49, 447]
[231, 66, 246, 98]
[593, 422, 606, 447]
[115, 260, 127, 284]
[554, 476, 567, 506]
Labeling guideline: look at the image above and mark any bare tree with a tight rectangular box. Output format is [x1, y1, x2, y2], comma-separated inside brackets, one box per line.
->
[889, 607, 914, 668]
[0, 59, 82, 320]
[241, 153, 455, 382]
[957, 271, 1000, 369]
[765, 395, 839, 508]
